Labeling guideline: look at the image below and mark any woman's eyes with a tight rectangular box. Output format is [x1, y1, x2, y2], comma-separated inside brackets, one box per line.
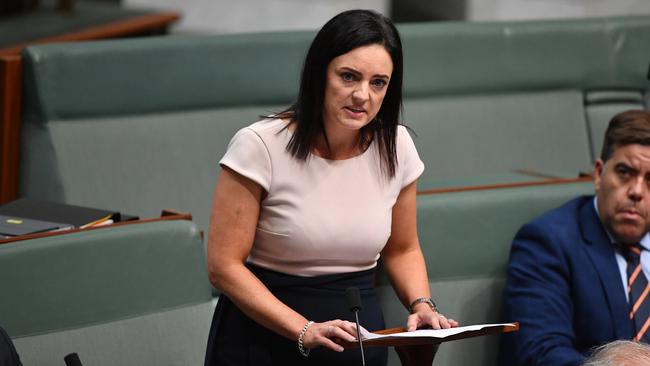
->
[341, 72, 355, 82]
[339, 72, 388, 88]
[371, 79, 387, 88]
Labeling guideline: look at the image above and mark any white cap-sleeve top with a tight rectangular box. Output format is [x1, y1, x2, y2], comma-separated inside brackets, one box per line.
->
[220, 118, 424, 276]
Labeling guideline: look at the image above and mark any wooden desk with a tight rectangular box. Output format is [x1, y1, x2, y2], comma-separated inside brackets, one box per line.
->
[0, 5, 179, 204]
[0, 8, 180, 56]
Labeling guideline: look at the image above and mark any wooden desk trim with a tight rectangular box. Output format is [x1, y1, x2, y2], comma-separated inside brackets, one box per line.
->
[0, 55, 21, 204]
[0, 11, 179, 204]
[512, 168, 564, 180]
[0, 211, 192, 245]
[417, 176, 592, 196]
[0, 11, 181, 57]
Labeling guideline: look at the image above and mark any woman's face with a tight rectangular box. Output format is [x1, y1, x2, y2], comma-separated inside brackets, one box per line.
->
[322, 44, 393, 137]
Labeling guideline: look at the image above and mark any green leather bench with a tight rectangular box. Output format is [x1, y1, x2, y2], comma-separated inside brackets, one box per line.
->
[18, 15, 650, 234]
[377, 180, 594, 366]
[0, 219, 213, 365]
[0, 181, 594, 366]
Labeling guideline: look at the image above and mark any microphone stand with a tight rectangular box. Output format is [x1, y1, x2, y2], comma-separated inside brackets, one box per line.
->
[346, 287, 366, 366]
[353, 307, 366, 366]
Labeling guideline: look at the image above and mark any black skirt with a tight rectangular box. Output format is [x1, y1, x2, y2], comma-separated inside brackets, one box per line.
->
[204, 264, 388, 366]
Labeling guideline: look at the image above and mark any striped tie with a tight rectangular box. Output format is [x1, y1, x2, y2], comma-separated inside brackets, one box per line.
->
[620, 244, 650, 342]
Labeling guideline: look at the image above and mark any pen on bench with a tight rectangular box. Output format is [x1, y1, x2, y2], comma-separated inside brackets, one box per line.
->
[80, 215, 113, 229]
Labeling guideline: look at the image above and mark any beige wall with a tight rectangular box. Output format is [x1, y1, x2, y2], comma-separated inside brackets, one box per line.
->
[468, 0, 650, 21]
[124, 0, 390, 34]
[396, 0, 650, 22]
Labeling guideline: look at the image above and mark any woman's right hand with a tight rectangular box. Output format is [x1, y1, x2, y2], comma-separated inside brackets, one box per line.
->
[301, 319, 359, 352]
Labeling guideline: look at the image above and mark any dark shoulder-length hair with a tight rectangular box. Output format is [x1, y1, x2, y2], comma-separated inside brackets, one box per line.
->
[277, 9, 404, 178]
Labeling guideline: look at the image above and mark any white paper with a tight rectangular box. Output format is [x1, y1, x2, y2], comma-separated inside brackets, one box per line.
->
[360, 323, 516, 341]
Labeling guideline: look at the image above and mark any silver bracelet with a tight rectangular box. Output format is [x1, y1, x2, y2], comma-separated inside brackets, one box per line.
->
[409, 297, 437, 313]
[298, 320, 314, 357]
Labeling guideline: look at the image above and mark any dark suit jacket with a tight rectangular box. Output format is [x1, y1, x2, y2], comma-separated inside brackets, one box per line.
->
[499, 196, 634, 366]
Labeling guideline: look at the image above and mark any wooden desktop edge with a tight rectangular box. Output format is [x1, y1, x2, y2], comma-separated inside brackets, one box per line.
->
[0, 210, 192, 245]
[417, 176, 592, 195]
[512, 168, 564, 180]
[0, 11, 181, 57]
[340, 322, 520, 348]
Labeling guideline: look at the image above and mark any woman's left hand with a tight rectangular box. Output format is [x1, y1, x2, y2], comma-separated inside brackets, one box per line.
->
[406, 305, 459, 332]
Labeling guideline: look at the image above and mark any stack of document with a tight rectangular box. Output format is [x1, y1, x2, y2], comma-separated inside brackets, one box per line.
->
[360, 323, 518, 341]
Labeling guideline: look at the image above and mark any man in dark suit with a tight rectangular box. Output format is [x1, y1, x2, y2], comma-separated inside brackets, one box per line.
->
[499, 110, 650, 366]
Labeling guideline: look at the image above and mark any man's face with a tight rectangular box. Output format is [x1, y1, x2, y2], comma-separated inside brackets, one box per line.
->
[595, 144, 650, 245]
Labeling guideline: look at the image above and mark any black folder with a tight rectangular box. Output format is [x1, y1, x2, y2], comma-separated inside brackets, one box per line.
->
[0, 198, 128, 228]
[0, 215, 73, 237]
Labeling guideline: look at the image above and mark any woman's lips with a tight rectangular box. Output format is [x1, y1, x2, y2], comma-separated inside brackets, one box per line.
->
[344, 106, 366, 117]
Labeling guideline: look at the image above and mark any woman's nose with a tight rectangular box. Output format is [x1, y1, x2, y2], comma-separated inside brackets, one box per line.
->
[352, 84, 369, 102]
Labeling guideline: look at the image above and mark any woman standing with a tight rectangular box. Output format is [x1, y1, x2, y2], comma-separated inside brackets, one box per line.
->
[205, 9, 457, 366]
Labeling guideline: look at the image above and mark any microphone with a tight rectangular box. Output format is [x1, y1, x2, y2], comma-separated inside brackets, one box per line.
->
[64, 353, 83, 366]
[346, 287, 366, 366]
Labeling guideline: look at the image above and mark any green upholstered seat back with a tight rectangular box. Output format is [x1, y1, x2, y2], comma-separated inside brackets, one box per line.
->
[405, 90, 591, 186]
[378, 181, 594, 366]
[584, 90, 647, 161]
[0, 220, 213, 365]
[20, 32, 310, 120]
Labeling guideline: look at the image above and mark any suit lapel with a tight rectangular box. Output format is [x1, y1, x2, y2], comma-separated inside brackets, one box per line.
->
[579, 198, 633, 339]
